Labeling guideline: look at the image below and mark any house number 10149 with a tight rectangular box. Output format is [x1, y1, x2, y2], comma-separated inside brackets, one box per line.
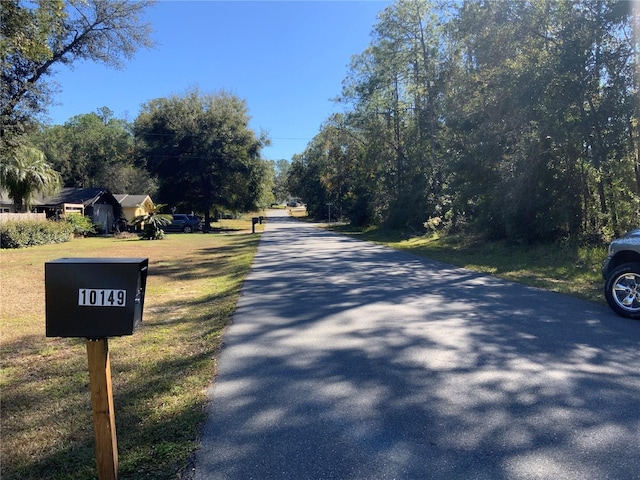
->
[78, 289, 126, 307]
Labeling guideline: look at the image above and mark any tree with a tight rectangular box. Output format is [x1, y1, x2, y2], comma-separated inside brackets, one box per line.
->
[445, 0, 638, 240]
[251, 158, 276, 209]
[98, 164, 158, 197]
[134, 88, 270, 229]
[287, 114, 376, 225]
[131, 202, 171, 240]
[337, 0, 447, 229]
[1, 0, 155, 157]
[271, 159, 291, 204]
[320, 0, 638, 241]
[32, 108, 157, 194]
[0, 144, 61, 211]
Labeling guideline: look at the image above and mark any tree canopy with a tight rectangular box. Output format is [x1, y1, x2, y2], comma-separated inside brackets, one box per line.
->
[1, 0, 155, 155]
[134, 89, 270, 227]
[31, 107, 158, 195]
[289, 0, 639, 242]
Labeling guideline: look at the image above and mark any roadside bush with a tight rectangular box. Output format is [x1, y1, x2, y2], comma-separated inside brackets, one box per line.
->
[0, 220, 73, 248]
[63, 214, 97, 237]
[139, 224, 166, 240]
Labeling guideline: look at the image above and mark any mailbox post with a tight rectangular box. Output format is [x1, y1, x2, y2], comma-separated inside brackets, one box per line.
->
[45, 258, 148, 480]
[86, 338, 118, 480]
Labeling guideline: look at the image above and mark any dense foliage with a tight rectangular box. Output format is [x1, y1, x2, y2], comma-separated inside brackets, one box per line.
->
[134, 89, 271, 227]
[0, 144, 61, 211]
[63, 214, 97, 237]
[288, 0, 639, 242]
[0, 219, 73, 248]
[31, 108, 158, 195]
[24, 92, 274, 223]
[270, 159, 292, 204]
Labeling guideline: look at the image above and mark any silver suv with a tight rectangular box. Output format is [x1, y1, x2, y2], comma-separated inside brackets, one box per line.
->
[602, 228, 640, 318]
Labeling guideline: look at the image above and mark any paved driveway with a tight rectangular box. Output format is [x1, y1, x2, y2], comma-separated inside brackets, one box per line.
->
[194, 210, 640, 480]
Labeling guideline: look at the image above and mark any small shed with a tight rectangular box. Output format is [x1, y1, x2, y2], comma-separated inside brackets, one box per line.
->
[33, 188, 122, 233]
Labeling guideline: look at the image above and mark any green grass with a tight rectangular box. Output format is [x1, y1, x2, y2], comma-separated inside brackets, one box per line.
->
[1, 228, 260, 480]
[331, 225, 608, 305]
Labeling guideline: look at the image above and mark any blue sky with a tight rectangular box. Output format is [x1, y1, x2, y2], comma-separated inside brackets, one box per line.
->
[46, 0, 391, 161]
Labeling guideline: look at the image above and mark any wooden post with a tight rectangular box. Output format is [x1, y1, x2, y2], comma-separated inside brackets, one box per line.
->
[86, 338, 119, 480]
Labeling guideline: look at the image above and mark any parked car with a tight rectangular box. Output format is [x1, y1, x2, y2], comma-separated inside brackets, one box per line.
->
[602, 228, 640, 319]
[164, 214, 201, 233]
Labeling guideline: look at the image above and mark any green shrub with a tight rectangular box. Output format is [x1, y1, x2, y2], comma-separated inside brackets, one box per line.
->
[63, 214, 97, 237]
[139, 224, 166, 240]
[0, 220, 73, 248]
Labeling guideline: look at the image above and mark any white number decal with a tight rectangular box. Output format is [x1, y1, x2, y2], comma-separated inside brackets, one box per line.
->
[78, 289, 126, 307]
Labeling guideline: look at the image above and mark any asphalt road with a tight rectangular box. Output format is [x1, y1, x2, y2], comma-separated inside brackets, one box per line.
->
[193, 209, 640, 480]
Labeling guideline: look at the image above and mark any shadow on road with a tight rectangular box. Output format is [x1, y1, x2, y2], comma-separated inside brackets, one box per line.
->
[196, 212, 640, 480]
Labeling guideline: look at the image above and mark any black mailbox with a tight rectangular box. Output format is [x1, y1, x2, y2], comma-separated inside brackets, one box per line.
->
[45, 258, 148, 338]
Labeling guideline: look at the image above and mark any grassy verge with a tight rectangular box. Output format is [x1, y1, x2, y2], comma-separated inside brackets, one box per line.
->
[1, 227, 261, 479]
[331, 225, 608, 305]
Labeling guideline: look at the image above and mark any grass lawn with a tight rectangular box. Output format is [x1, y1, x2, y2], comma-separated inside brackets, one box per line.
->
[332, 225, 609, 306]
[1, 225, 261, 480]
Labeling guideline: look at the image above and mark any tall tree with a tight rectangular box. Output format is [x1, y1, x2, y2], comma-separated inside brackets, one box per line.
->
[1, 0, 65, 150]
[271, 159, 291, 204]
[1, 0, 155, 157]
[303, 0, 639, 241]
[338, 0, 447, 229]
[134, 88, 269, 229]
[445, 0, 562, 239]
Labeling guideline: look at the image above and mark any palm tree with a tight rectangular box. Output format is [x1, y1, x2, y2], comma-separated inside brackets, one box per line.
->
[131, 202, 172, 240]
[0, 145, 61, 212]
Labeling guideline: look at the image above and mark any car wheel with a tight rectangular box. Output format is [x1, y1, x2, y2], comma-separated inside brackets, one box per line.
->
[604, 262, 640, 319]
[183, 225, 193, 233]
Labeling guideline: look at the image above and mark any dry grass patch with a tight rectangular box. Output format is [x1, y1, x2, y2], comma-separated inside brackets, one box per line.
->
[287, 206, 308, 218]
[1, 231, 260, 479]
